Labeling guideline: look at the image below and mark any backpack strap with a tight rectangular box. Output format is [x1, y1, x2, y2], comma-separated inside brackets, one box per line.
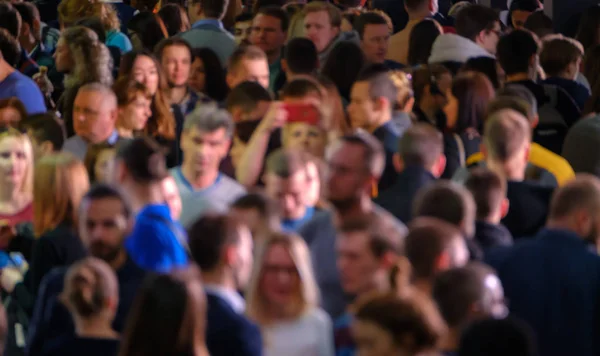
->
[453, 133, 466, 168]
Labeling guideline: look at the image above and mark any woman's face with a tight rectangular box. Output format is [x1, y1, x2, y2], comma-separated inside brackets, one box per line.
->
[352, 320, 404, 356]
[260, 244, 300, 308]
[54, 38, 73, 73]
[132, 55, 160, 95]
[284, 123, 327, 158]
[94, 149, 116, 183]
[120, 94, 152, 131]
[161, 176, 182, 221]
[0, 107, 22, 127]
[189, 57, 206, 94]
[0, 137, 28, 186]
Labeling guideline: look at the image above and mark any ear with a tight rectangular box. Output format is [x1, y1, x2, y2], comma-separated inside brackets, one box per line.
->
[33, 18, 41, 34]
[110, 107, 119, 123]
[226, 72, 236, 89]
[432, 154, 446, 178]
[393, 153, 404, 173]
[221, 138, 232, 156]
[500, 197, 510, 219]
[375, 96, 388, 112]
[230, 107, 243, 122]
[531, 114, 539, 129]
[333, 26, 341, 36]
[434, 250, 451, 272]
[21, 23, 30, 37]
[523, 142, 531, 162]
[402, 96, 415, 113]
[106, 296, 118, 312]
[224, 244, 238, 267]
[380, 251, 398, 270]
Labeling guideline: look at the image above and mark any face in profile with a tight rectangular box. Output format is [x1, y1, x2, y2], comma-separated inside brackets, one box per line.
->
[0, 136, 29, 186]
[118, 93, 152, 132]
[259, 243, 300, 307]
[72, 90, 117, 144]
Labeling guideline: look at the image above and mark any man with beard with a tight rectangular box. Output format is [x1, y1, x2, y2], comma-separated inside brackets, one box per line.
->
[298, 131, 407, 318]
[26, 184, 146, 356]
[486, 175, 600, 356]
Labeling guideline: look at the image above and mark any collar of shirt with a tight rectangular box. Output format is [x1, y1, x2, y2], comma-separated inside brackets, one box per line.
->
[192, 19, 224, 30]
[204, 284, 246, 314]
[175, 167, 222, 193]
[108, 130, 119, 144]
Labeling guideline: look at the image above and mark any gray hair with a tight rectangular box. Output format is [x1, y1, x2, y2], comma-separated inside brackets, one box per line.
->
[183, 104, 235, 138]
[77, 83, 117, 109]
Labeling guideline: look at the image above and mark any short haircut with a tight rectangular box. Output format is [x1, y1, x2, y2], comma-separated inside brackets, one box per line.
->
[433, 263, 499, 327]
[523, 10, 553, 38]
[303, 1, 342, 28]
[339, 215, 405, 257]
[265, 148, 311, 178]
[455, 5, 499, 42]
[548, 174, 600, 221]
[405, 0, 429, 12]
[339, 131, 386, 178]
[540, 35, 584, 77]
[458, 317, 537, 356]
[413, 180, 475, 229]
[256, 6, 290, 32]
[231, 192, 279, 222]
[189, 0, 227, 19]
[19, 113, 67, 151]
[82, 183, 132, 218]
[14, 2, 37, 29]
[280, 77, 323, 100]
[115, 136, 168, 184]
[0, 2, 20, 38]
[187, 213, 244, 271]
[78, 82, 118, 109]
[405, 217, 464, 279]
[355, 12, 388, 39]
[183, 104, 235, 138]
[228, 45, 267, 73]
[225, 81, 272, 113]
[0, 28, 20, 67]
[398, 123, 443, 168]
[284, 38, 318, 75]
[464, 168, 506, 220]
[495, 85, 538, 118]
[497, 30, 539, 76]
[483, 109, 531, 163]
[235, 12, 253, 23]
[487, 96, 530, 121]
[356, 64, 398, 108]
[154, 37, 192, 61]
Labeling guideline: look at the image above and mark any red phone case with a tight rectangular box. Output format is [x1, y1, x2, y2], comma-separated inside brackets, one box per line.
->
[284, 104, 321, 126]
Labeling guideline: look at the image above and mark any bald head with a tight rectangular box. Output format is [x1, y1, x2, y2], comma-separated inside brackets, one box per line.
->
[73, 83, 118, 143]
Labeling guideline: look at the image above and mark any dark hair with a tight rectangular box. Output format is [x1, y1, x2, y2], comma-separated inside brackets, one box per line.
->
[0, 97, 27, 126]
[65, 257, 118, 318]
[235, 12, 254, 23]
[252, 0, 285, 13]
[411, 64, 451, 104]
[452, 71, 495, 134]
[398, 123, 444, 168]
[455, 5, 499, 41]
[225, 81, 272, 113]
[339, 215, 405, 257]
[83, 183, 132, 218]
[405, 0, 429, 12]
[187, 214, 244, 271]
[231, 192, 279, 224]
[464, 167, 506, 220]
[158, 4, 186, 36]
[339, 131, 386, 177]
[458, 317, 538, 356]
[256, 6, 290, 32]
[408, 19, 442, 67]
[280, 78, 323, 101]
[497, 29, 538, 76]
[576, 5, 600, 51]
[193, 47, 229, 102]
[487, 96, 531, 124]
[413, 180, 474, 229]
[190, 0, 227, 19]
[507, 0, 542, 28]
[19, 113, 66, 152]
[115, 137, 168, 184]
[284, 38, 318, 75]
[0, 28, 19, 67]
[355, 63, 398, 108]
[162, 0, 189, 9]
[523, 10, 553, 38]
[540, 36, 583, 77]
[127, 12, 166, 52]
[154, 37, 193, 62]
[495, 85, 538, 118]
[75, 16, 107, 43]
[0, 2, 20, 38]
[84, 142, 117, 183]
[265, 148, 310, 178]
[322, 41, 366, 101]
[354, 11, 388, 39]
[14, 2, 37, 29]
[462, 57, 503, 89]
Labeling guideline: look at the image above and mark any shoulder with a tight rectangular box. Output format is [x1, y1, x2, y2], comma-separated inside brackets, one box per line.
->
[304, 308, 332, 326]
[298, 210, 334, 238]
[373, 205, 408, 234]
[219, 175, 247, 194]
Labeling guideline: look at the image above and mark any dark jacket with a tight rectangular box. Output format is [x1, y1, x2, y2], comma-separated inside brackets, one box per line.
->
[502, 181, 553, 239]
[543, 76, 590, 112]
[206, 292, 263, 356]
[474, 220, 513, 251]
[372, 119, 403, 193]
[486, 228, 600, 356]
[441, 131, 481, 179]
[375, 165, 436, 224]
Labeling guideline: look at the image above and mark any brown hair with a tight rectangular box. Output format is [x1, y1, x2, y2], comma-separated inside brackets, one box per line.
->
[548, 174, 600, 221]
[303, 1, 342, 27]
[0, 98, 27, 126]
[483, 109, 531, 163]
[398, 123, 443, 169]
[452, 71, 496, 135]
[84, 142, 117, 183]
[465, 167, 507, 220]
[339, 215, 406, 257]
[113, 77, 152, 108]
[540, 35, 584, 77]
[265, 149, 312, 178]
[58, 0, 121, 30]
[228, 45, 268, 74]
[33, 153, 90, 237]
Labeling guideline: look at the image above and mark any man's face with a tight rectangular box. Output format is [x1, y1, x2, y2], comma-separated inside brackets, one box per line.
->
[250, 14, 287, 56]
[336, 231, 382, 295]
[352, 320, 400, 356]
[161, 44, 192, 87]
[265, 170, 307, 220]
[348, 81, 378, 130]
[326, 142, 370, 208]
[79, 197, 129, 264]
[478, 21, 502, 55]
[227, 58, 270, 89]
[181, 127, 230, 175]
[511, 10, 532, 29]
[234, 20, 252, 45]
[304, 11, 340, 53]
[361, 23, 390, 64]
[72, 90, 117, 143]
[233, 225, 254, 290]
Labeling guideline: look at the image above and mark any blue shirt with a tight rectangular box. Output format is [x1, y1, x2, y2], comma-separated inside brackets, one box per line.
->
[192, 18, 225, 30]
[282, 207, 315, 233]
[106, 30, 133, 54]
[334, 313, 354, 356]
[126, 204, 189, 272]
[0, 71, 46, 114]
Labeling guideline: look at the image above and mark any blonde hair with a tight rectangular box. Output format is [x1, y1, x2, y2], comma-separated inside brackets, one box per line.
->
[246, 232, 320, 325]
[58, 0, 121, 31]
[287, 12, 306, 41]
[0, 128, 34, 197]
[33, 153, 90, 237]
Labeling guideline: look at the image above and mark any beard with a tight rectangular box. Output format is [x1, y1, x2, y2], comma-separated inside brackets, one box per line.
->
[90, 241, 123, 265]
[329, 196, 361, 213]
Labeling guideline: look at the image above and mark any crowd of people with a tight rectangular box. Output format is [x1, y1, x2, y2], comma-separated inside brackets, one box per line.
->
[0, 0, 598, 354]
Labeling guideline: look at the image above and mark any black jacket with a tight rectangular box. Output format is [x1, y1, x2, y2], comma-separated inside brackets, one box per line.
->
[502, 180, 554, 239]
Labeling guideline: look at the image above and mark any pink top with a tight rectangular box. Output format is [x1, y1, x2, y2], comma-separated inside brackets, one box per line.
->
[0, 203, 33, 227]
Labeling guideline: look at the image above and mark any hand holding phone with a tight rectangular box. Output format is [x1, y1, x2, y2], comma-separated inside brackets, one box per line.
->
[283, 103, 321, 126]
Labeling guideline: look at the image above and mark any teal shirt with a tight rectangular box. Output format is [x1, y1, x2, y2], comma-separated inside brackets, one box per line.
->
[269, 58, 282, 93]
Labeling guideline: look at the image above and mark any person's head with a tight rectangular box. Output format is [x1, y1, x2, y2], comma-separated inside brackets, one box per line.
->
[411, 64, 452, 114]
[58, 0, 121, 31]
[250, 6, 289, 58]
[188, 0, 227, 23]
[230, 192, 280, 240]
[0, 2, 21, 39]
[355, 12, 391, 64]
[73, 83, 118, 144]
[280, 77, 324, 105]
[405, 217, 470, 285]
[246, 232, 319, 323]
[322, 41, 366, 101]
[155, 37, 193, 88]
[113, 77, 153, 134]
[395, 123, 446, 177]
[161, 175, 182, 221]
[413, 181, 476, 238]
[157, 4, 190, 36]
[337, 216, 405, 296]
[0, 28, 20, 67]
[180, 105, 233, 176]
[352, 292, 447, 356]
[348, 64, 398, 131]
[188, 214, 253, 289]
[493, 85, 538, 126]
[20, 113, 66, 159]
[234, 12, 253, 45]
[120, 266, 208, 356]
[112, 136, 168, 187]
[84, 143, 117, 183]
[61, 257, 119, 324]
[407, 18, 442, 67]
[75, 16, 107, 43]
[497, 29, 539, 77]
[282, 38, 318, 78]
[120, 51, 164, 96]
[508, 0, 541, 29]
[481, 109, 531, 180]
[465, 167, 509, 224]
[0, 98, 26, 127]
[0, 128, 33, 195]
[226, 45, 270, 90]
[14, 2, 40, 44]
[576, 5, 600, 51]
[189, 47, 228, 102]
[458, 317, 538, 356]
[540, 35, 584, 80]
[462, 57, 504, 89]
[404, 0, 430, 15]
[523, 10, 553, 39]
[455, 4, 501, 55]
[303, 1, 342, 53]
[325, 132, 385, 209]
[446, 71, 495, 135]
[34, 153, 90, 237]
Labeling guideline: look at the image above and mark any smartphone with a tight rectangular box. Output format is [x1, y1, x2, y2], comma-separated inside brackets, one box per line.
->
[284, 103, 321, 126]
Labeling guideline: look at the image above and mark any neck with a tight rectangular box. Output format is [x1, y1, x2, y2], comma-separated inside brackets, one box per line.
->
[168, 86, 188, 105]
[412, 278, 432, 296]
[0, 60, 15, 82]
[202, 268, 237, 291]
[116, 126, 134, 139]
[487, 159, 525, 181]
[125, 182, 165, 214]
[334, 195, 373, 221]
[506, 73, 532, 83]
[439, 327, 460, 353]
[0, 183, 23, 204]
[20, 36, 38, 54]
[74, 317, 118, 339]
[366, 112, 391, 133]
[266, 50, 280, 66]
[408, 9, 430, 21]
[181, 162, 219, 190]
[557, 71, 574, 81]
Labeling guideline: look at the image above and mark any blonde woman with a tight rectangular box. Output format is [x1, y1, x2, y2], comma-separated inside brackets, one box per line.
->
[30, 153, 90, 294]
[246, 233, 334, 356]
